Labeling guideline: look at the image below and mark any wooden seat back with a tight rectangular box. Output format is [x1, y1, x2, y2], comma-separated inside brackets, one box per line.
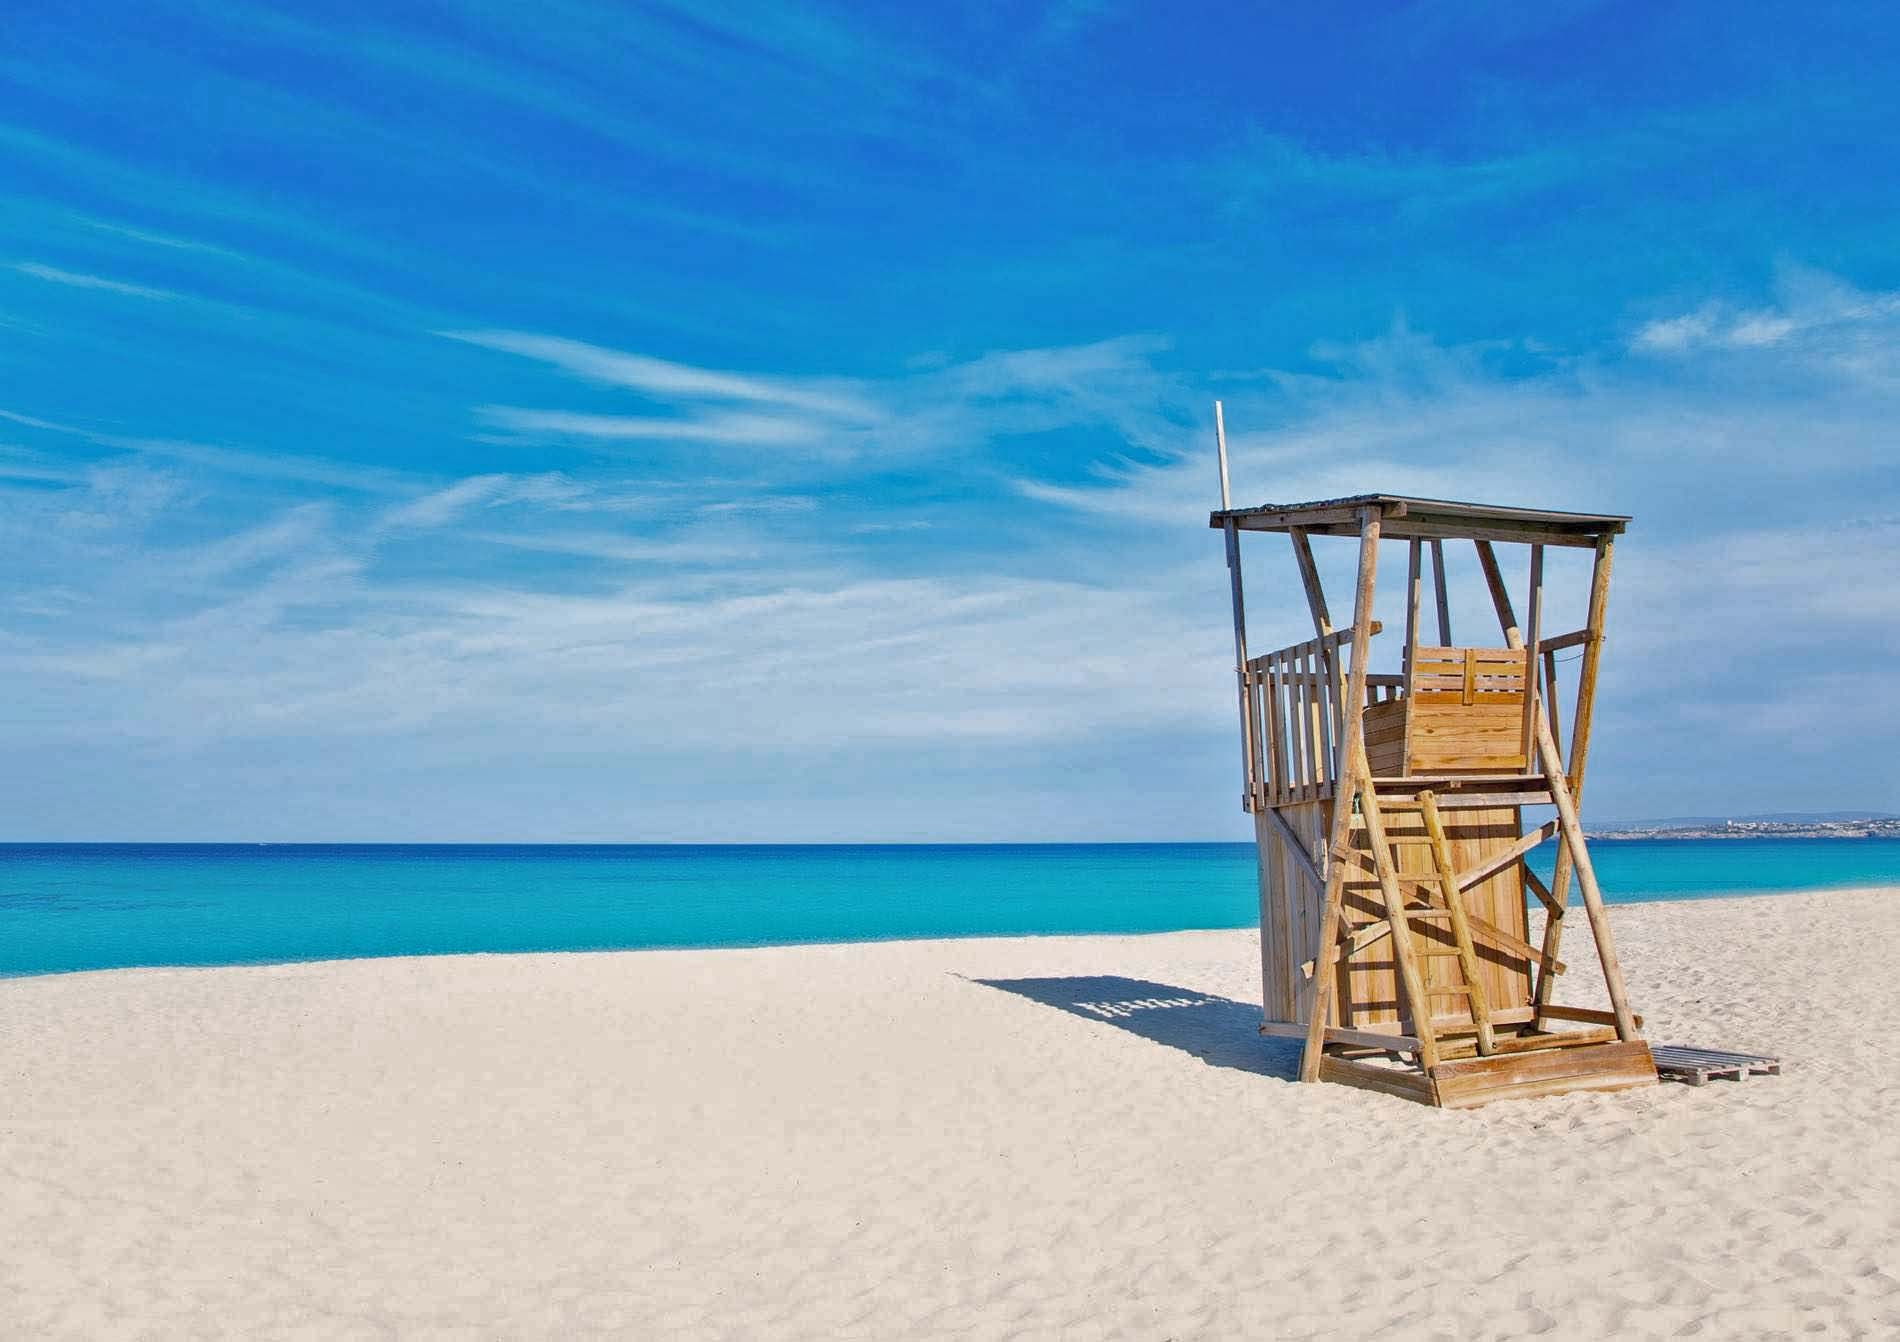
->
[1402, 646, 1533, 773]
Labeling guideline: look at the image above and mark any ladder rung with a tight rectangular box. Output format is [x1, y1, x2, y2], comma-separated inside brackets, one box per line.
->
[1423, 984, 1473, 995]
[1416, 948, 1464, 958]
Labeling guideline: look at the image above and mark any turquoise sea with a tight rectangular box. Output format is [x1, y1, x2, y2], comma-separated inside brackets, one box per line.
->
[2, 839, 1897, 978]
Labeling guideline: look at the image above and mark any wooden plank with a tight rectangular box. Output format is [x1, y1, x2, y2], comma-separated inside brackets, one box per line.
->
[1256, 809, 1292, 1022]
[1380, 518, 1606, 549]
[1538, 628, 1590, 653]
[1434, 790, 1553, 809]
[1454, 819, 1559, 893]
[1355, 780, 1441, 1068]
[1521, 860, 1560, 913]
[1311, 642, 1336, 798]
[1317, 1054, 1438, 1105]
[1226, 505, 1380, 532]
[1300, 508, 1383, 1083]
[1282, 659, 1307, 803]
[1261, 803, 1323, 892]
[1435, 1026, 1618, 1060]
[1429, 1040, 1656, 1109]
[1334, 849, 1564, 974]
[1260, 1020, 1423, 1052]
[1537, 1004, 1645, 1029]
[1419, 790, 1495, 1055]
[1264, 659, 1287, 806]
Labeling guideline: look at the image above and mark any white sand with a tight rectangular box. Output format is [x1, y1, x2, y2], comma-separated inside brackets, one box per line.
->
[3, 889, 1898, 1339]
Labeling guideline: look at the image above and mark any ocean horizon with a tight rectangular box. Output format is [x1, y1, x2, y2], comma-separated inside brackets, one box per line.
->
[4, 837, 1897, 979]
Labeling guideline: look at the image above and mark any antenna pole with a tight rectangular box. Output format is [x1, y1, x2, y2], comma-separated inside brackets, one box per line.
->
[1214, 400, 1232, 510]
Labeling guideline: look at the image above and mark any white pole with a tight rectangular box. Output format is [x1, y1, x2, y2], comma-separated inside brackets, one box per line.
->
[1214, 399, 1232, 510]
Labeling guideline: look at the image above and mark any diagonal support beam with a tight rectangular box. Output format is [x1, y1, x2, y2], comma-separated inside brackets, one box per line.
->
[1334, 851, 1567, 975]
[1299, 509, 1381, 1083]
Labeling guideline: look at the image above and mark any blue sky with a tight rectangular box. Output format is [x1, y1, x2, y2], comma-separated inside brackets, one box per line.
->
[2, 1, 1897, 839]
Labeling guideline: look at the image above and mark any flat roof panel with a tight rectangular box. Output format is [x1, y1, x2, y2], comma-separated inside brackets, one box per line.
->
[1209, 493, 1629, 543]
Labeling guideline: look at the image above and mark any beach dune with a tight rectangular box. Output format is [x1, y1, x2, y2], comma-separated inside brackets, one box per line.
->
[4, 889, 1898, 1338]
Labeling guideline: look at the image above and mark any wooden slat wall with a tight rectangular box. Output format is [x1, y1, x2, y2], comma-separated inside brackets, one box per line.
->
[1307, 804, 1532, 1030]
[1257, 799, 1329, 1024]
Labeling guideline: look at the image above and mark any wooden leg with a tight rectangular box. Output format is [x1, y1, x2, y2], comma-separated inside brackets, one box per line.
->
[1299, 809, 1352, 1083]
[1535, 719, 1637, 1041]
[1299, 508, 1382, 1082]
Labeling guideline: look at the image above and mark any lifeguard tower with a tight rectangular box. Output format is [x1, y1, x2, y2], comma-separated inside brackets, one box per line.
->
[1210, 408, 1657, 1107]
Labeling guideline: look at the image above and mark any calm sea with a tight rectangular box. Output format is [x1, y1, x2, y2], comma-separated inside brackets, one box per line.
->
[2, 839, 1897, 978]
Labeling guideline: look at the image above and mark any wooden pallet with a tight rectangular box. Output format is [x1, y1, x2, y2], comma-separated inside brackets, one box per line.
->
[1652, 1044, 1780, 1086]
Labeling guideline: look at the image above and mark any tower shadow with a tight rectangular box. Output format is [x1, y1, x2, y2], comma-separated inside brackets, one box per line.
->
[972, 974, 1299, 1080]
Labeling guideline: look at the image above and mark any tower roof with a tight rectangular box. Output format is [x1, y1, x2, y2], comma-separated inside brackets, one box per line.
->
[1209, 493, 1628, 548]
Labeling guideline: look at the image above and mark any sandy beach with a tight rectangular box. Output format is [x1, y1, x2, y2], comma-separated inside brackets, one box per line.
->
[4, 888, 1897, 1339]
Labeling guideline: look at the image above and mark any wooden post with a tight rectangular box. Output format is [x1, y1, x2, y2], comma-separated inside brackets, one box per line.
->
[1214, 403, 1255, 810]
[1403, 538, 1422, 766]
[1535, 716, 1638, 1041]
[1224, 519, 1255, 812]
[1520, 544, 1544, 763]
[1430, 539, 1452, 645]
[1214, 400, 1231, 510]
[1533, 535, 1615, 1022]
[1473, 540, 1520, 646]
[1299, 508, 1382, 1083]
[1566, 537, 1615, 798]
[1289, 528, 1333, 640]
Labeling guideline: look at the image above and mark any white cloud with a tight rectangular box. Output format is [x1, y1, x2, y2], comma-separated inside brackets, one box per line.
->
[1630, 269, 1900, 386]
[11, 261, 178, 300]
[477, 406, 828, 447]
[443, 329, 876, 420]
[446, 329, 1190, 468]
[6, 273, 1898, 834]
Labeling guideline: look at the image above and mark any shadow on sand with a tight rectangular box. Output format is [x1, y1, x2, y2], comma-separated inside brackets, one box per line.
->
[974, 975, 1299, 1081]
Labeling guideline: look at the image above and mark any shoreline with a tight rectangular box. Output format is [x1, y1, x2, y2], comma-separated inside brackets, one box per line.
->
[4, 881, 1895, 985]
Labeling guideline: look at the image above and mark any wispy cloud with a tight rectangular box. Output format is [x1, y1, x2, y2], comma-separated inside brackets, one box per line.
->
[11, 261, 177, 300]
[0, 409, 419, 496]
[450, 328, 1190, 473]
[445, 330, 876, 419]
[1630, 268, 1900, 387]
[476, 406, 830, 448]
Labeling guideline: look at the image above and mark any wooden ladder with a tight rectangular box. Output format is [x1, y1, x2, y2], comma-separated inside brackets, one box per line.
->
[1351, 787, 1498, 1059]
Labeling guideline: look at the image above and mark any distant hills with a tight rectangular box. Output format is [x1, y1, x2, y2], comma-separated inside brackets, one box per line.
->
[1587, 812, 1900, 840]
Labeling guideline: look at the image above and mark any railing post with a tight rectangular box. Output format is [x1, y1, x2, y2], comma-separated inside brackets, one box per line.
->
[1223, 518, 1255, 812]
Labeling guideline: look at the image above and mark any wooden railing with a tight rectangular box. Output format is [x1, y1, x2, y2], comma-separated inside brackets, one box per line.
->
[1242, 625, 1377, 809]
[1241, 626, 1587, 811]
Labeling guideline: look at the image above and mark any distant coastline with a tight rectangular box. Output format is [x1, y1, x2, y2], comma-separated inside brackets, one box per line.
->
[1588, 815, 1900, 841]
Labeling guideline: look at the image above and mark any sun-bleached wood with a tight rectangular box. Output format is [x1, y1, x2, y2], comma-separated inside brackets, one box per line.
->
[1300, 508, 1382, 1082]
[1215, 454, 1650, 1106]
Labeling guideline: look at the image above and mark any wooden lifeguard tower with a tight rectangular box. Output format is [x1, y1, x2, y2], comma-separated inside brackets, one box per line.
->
[1210, 409, 1657, 1108]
